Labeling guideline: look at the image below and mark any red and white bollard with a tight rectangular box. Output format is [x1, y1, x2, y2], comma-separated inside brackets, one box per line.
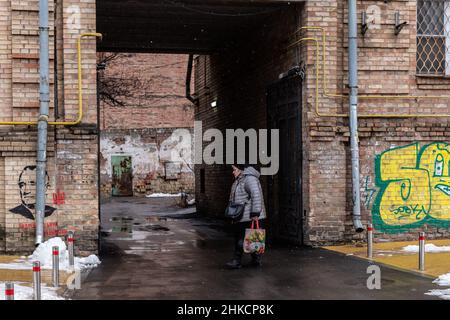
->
[52, 246, 59, 288]
[419, 232, 425, 271]
[67, 231, 75, 269]
[5, 283, 14, 300]
[367, 223, 373, 259]
[32, 261, 41, 300]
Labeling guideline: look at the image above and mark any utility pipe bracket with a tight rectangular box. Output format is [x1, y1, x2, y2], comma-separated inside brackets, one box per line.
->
[394, 11, 407, 35]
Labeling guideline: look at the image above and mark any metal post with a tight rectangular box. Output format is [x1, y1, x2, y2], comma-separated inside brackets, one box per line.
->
[52, 246, 59, 287]
[35, 0, 50, 246]
[367, 223, 373, 258]
[33, 261, 41, 300]
[68, 231, 75, 268]
[5, 283, 14, 301]
[348, 0, 364, 233]
[419, 232, 425, 271]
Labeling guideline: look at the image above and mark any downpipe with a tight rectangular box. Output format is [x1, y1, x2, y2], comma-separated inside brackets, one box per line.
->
[348, 0, 364, 232]
[186, 54, 199, 106]
[36, 0, 50, 245]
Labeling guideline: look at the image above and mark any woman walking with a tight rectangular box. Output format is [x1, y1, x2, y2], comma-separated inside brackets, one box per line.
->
[226, 164, 266, 269]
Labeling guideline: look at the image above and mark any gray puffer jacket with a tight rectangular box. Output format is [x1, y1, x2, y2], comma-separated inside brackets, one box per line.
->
[229, 166, 266, 223]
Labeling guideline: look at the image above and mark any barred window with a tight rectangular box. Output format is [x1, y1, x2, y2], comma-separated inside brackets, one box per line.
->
[417, 0, 450, 76]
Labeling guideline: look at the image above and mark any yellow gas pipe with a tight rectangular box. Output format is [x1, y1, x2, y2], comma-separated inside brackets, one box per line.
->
[0, 32, 102, 126]
[290, 26, 450, 118]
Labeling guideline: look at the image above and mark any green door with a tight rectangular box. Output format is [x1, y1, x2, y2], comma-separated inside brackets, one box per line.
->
[111, 155, 133, 196]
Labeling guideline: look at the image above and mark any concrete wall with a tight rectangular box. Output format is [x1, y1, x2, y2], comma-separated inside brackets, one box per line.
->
[100, 128, 194, 198]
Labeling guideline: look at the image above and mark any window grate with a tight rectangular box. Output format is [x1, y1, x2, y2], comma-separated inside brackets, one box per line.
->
[417, 0, 450, 76]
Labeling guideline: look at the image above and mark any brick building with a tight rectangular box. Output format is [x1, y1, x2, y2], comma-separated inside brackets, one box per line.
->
[1, 0, 450, 254]
[0, 0, 98, 254]
[193, 0, 450, 245]
[98, 53, 194, 198]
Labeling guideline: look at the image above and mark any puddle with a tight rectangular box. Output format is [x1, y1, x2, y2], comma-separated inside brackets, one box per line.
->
[110, 216, 134, 222]
[136, 225, 170, 232]
[109, 216, 134, 234]
[192, 223, 225, 232]
[112, 226, 132, 233]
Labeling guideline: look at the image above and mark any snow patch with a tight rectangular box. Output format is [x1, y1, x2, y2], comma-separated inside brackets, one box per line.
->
[401, 243, 450, 253]
[425, 289, 450, 300]
[146, 193, 182, 198]
[29, 237, 101, 271]
[0, 237, 100, 271]
[433, 272, 450, 286]
[0, 282, 64, 300]
[425, 272, 450, 300]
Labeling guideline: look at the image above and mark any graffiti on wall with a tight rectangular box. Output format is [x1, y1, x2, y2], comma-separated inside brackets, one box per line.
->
[9, 166, 56, 220]
[372, 142, 450, 232]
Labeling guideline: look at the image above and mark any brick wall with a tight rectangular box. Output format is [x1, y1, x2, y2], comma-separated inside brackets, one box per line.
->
[0, 0, 98, 254]
[195, 0, 450, 245]
[0, 127, 56, 253]
[98, 53, 194, 130]
[303, 0, 450, 244]
[194, 5, 303, 232]
[0, 156, 5, 252]
[98, 53, 195, 199]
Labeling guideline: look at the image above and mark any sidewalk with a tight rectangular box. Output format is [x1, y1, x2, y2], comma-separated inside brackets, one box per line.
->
[323, 239, 450, 278]
[0, 254, 75, 286]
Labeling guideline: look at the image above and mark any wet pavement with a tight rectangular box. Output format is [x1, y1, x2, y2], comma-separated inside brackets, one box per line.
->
[72, 197, 442, 300]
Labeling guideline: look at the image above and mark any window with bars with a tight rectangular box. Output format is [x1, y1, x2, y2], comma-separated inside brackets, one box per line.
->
[417, 0, 450, 76]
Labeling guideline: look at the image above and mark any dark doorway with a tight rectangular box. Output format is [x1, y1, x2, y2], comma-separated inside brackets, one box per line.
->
[111, 155, 133, 196]
[267, 72, 303, 245]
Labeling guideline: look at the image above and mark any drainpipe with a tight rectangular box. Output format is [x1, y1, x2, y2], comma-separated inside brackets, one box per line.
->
[186, 54, 199, 106]
[36, 0, 50, 245]
[348, 0, 364, 232]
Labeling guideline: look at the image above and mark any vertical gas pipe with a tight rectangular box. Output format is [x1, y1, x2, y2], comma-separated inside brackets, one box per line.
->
[348, 0, 364, 232]
[36, 0, 50, 245]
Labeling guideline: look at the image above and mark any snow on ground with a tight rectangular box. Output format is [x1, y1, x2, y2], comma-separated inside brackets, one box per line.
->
[145, 193, 182, 198]
[433, 272, 450, 286]
[0, 237, 101, 271]
[425, 272, 450, 300]
[401, 243, 450, 253]
[0, 282, 64, 300]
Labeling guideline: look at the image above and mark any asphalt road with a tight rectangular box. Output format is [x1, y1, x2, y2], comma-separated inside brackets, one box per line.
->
[71, 197, 441, 300]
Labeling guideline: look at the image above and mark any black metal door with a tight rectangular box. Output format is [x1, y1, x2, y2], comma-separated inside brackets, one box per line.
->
[267, 74, 303, 245]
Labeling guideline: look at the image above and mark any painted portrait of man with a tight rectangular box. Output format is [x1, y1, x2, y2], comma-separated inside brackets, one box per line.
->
[9, 165, 56, 220]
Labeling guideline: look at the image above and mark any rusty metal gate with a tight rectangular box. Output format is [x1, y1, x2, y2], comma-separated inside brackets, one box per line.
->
[267, 69, 303, 245]
[112, 155, 133, 196]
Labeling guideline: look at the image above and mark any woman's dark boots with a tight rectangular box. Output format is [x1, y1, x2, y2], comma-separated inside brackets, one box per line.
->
[226, 253, 262, 269]
[251, 253, 262, 267]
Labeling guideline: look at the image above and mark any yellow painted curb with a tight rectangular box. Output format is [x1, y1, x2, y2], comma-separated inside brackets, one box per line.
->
[324, 239, 450, 278]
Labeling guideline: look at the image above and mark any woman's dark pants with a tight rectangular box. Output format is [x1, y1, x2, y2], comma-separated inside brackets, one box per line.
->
[232, 219, 265, 262]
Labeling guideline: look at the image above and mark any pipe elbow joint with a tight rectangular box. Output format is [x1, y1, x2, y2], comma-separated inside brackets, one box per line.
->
[353, 217, 364, 233]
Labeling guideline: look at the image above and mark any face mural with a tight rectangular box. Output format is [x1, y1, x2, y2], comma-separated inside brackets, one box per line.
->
[9, 165, 56, 220]
[372, 142, 450, 232]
